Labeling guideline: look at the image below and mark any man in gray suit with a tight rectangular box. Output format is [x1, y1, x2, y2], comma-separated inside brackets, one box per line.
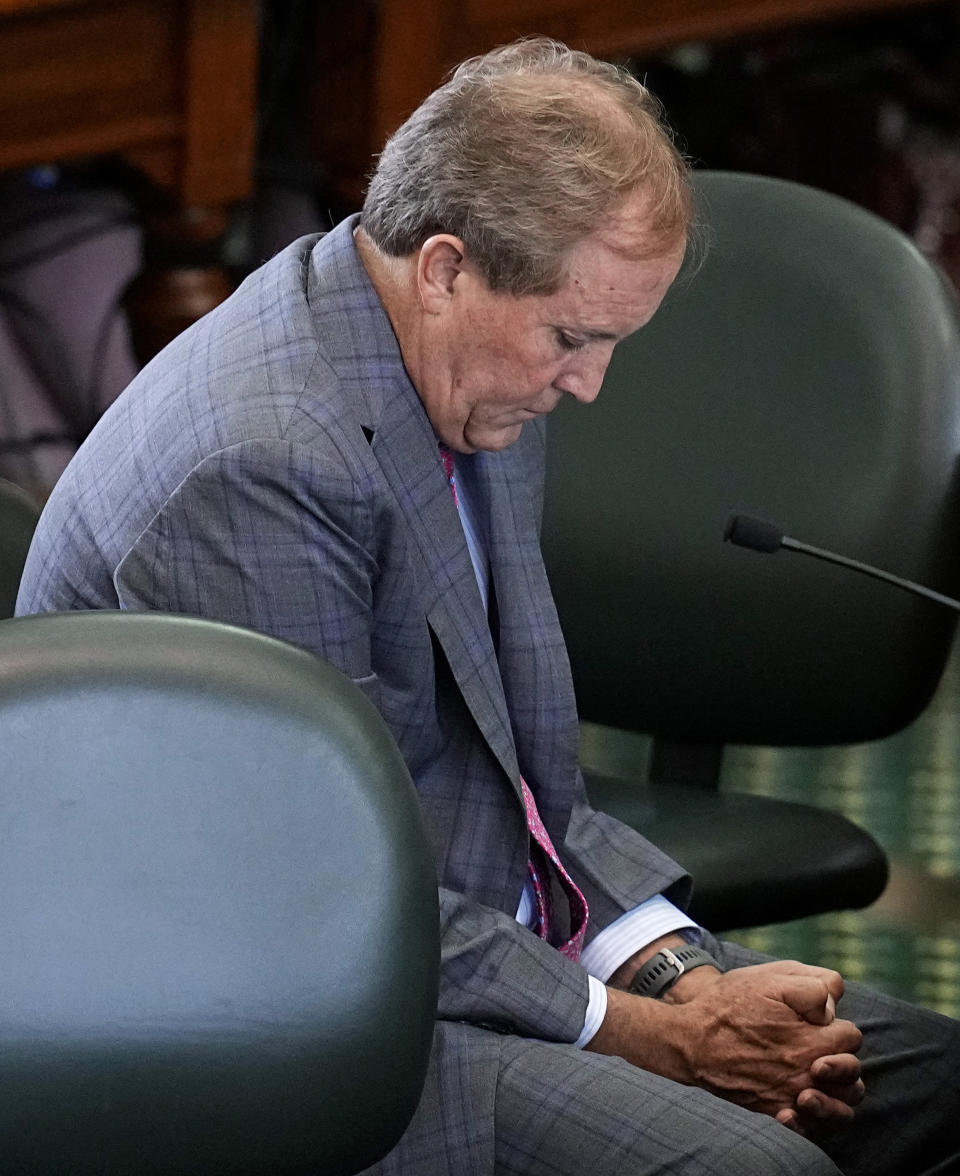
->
[18, 38, 960, 1176]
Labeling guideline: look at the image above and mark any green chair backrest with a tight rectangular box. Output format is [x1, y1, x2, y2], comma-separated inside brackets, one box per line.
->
[0, 611, 439, 1176]
[0, 478, 40, 619]
[543, 171, 960, 747]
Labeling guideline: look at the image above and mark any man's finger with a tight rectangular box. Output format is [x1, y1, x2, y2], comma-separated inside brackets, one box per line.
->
[779, 975, 837, 1025]
[811, 1053, 861, 1085]
[775, 1108, 808, 1136]
[759, 961, 847, 1008]
[820, 1080, 866, 1108]
[796, 1088, 857, 1123]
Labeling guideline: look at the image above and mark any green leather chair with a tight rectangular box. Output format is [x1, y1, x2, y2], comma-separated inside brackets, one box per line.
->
[542, 171, 960, 931]
[0, 477, 40, 618]
[0, 611, 439, 1175]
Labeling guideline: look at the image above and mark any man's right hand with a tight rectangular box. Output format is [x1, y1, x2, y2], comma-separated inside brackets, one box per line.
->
[586, 960, 863, 1127]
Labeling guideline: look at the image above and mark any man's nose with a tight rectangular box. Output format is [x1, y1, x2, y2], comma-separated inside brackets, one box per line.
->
[556, 354, 610, 404]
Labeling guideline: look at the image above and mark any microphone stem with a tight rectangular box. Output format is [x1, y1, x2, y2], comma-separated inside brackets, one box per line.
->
[782, 537, 960, 613]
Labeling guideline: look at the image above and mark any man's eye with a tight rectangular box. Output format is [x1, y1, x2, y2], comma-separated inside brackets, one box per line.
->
[557, 331, 586, 352]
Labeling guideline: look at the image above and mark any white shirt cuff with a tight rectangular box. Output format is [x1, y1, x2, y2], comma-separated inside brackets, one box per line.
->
[575, 976, 608, 1048]
[580, 895, 702, 984]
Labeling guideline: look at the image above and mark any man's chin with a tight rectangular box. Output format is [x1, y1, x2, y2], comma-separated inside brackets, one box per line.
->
[464, 422, 525, 453]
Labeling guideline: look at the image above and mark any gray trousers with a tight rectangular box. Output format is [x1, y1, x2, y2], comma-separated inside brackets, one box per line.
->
[378, 935, 960, 1175]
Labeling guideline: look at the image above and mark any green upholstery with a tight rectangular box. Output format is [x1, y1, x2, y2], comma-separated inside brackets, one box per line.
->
[542, 171, 960, 930]
[0, 478, 40, 618]
[0, 611, 439, 1175]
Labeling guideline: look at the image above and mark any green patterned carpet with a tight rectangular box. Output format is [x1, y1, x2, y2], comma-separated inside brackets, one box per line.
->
[580, 643, 960, 1017]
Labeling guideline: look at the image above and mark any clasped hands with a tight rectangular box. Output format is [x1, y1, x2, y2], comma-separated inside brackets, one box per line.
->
[587, 943, 864, 1138]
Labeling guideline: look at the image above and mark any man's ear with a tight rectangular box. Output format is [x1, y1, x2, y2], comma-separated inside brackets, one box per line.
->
[417, 235, 466, 312]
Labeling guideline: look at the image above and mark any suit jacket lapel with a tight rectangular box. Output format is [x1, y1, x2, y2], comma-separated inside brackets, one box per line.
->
[373, 377, 524, 791]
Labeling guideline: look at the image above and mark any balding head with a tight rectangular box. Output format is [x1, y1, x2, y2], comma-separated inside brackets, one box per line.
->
[360, 37, 692, 296]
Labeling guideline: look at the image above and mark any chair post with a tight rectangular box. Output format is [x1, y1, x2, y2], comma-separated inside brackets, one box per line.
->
[649, 738, 724, 789]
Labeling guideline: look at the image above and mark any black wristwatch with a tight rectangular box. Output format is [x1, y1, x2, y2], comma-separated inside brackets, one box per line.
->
[627, 945, 719, 999]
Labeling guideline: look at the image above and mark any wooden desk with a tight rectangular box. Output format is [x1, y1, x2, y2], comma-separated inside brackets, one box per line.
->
[315, 0, 937, 209]
[0, 0, 258, 357]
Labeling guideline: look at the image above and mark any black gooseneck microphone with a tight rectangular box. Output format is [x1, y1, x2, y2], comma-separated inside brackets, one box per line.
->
[724, 513, 960, 613]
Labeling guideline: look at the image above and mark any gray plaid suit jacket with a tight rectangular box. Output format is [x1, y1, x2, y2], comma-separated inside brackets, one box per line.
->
[18, 217, 691, 1166]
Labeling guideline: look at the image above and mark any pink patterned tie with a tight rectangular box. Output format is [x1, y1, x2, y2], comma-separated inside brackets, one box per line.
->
[439, 444, 458, 505]
[439, 442, 589, 961]
[520, 778, 588, 960]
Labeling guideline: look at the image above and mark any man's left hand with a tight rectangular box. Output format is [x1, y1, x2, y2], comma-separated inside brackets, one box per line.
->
[663, 954, 865, 1135]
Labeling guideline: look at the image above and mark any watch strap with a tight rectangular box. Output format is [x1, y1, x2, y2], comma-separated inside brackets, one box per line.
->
[627, 945, 719, 999]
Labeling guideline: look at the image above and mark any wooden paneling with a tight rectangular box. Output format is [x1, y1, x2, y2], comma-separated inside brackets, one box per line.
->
[369, 0, 939, 145]
[0, 1, 179, 174]
[0, 0, 89, 14]
[181, 0, 258, 207]
[0, 0, 259, 360]
[0, 0, 257, 207]
[312, 0, 938, 210]
[461, 0, 937, 53]
[370, 0, 454, 148]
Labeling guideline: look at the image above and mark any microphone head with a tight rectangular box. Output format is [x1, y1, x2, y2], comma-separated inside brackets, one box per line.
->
[723, 514, 784, 553]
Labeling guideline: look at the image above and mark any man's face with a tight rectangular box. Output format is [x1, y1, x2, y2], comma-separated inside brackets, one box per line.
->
[417, 203, 685, 453]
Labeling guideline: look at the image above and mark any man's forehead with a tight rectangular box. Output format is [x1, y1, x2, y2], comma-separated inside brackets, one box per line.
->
[558, 241, 682, 299]
[538, 239, 683, 335]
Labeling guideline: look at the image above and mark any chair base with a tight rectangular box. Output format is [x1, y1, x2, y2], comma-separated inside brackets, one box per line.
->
[585, 770, 889, 932]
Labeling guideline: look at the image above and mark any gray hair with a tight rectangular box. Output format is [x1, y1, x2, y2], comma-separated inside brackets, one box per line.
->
[360, 37, 692, 295]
